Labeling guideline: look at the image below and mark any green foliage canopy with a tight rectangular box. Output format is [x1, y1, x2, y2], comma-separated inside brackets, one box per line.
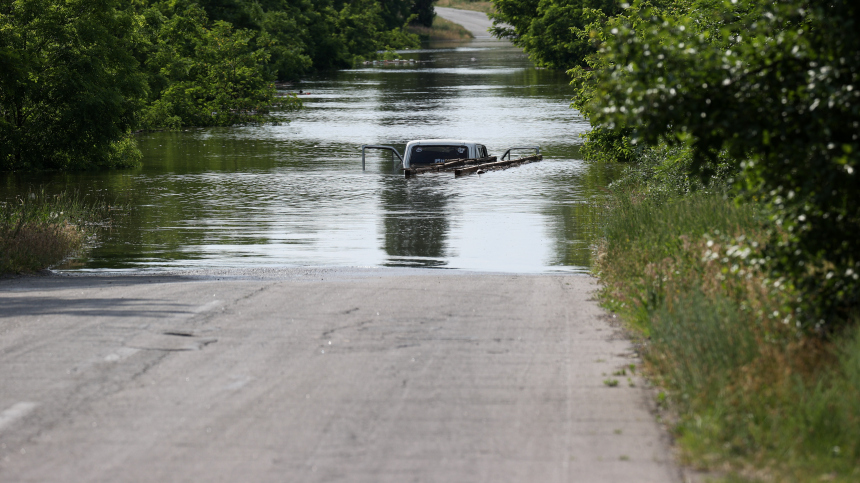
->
[1, 0, 426, 170]
[199, 0, 422, 78]
[410, 0, 435, 27]
[582, 0, 860, 328]
[137, 2, 288, 129]
[489, 0, 621, 69]
[0, 0, 146, 170]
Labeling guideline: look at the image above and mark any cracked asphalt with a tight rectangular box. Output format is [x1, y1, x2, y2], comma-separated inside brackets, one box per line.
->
[0, 269, 680, 482]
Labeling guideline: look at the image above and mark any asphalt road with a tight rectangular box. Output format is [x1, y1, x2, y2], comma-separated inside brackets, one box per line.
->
[0, 269, 681, 482]
[434, 7, 498, 39]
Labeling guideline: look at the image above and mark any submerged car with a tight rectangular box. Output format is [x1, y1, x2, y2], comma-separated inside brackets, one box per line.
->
[360, 139, 541, 177]
[401, 139, 490, 168]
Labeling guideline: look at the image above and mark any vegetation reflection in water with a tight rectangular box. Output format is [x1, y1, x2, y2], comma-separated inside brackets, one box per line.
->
[4, 38, 620, 273]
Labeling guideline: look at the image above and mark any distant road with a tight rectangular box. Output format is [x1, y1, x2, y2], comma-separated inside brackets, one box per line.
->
[435, 6, 498, 39]
[0, 268, 681, 482]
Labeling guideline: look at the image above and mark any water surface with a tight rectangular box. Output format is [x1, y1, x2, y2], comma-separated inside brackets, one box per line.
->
[4, 38, 618, 273]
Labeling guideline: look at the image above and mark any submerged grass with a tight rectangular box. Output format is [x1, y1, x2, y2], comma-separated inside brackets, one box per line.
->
[1, 190, 117, 274]
[596, 174, 860, 480]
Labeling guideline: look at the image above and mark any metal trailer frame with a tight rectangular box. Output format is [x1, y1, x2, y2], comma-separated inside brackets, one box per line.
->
[500, 146, 541, 161]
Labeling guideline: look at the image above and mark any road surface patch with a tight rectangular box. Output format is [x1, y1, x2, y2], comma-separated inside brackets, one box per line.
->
[0, 402, 38, 433]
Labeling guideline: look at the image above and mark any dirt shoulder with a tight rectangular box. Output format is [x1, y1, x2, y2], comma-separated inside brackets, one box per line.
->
[434, 6, 498, 39]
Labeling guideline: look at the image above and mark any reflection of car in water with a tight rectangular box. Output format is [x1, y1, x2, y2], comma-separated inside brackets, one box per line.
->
[360, 139, 541, 177]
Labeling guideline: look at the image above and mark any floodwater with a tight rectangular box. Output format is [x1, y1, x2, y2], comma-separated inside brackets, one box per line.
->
[4, 38, 619, 273]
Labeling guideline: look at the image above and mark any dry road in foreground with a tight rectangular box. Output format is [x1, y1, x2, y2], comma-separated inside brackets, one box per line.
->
[0, 269, 680, 482]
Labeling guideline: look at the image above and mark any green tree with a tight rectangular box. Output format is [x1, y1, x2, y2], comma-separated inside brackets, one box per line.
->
[410, 0, 435, 27]
[138, 2, 297, 128]
[199, 0, 421, 79]
[197, 0, 259, 30]
[1, 0, 425, 170]
[338, 0, 418, 61]
[583, 0, 860, 328]
[490, 0, 621, 69]
[380, 0, 414, 30]
[262, 1, 347, 73]
[0, 0, 146, 170]
[258, 9, 313, 78]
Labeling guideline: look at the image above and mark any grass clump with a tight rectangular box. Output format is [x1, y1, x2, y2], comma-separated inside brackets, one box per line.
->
[595, 150, 860, 481]
[597, 190, 770, 331]
[435, 0, 495, 14]
[407, 15, 474, 41]
[1, 190, 116, 274]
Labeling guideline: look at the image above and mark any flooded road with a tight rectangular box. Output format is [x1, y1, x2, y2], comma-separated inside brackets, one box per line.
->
[0, 23, 685, 483]
[3, 37, 618, 273]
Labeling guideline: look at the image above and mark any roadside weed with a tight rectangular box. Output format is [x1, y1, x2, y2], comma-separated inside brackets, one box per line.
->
[1, 189, 117, 273]
[596, 187, 860, 479]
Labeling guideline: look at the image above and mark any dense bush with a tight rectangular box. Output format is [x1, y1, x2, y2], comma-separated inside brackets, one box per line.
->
[1, 0, 427, 170]
[136, 3, 288, 129]
[410, 0, 436, 27]
[582, 0, 860, 330]
[496, 0, 860, 331]
[196, 0, 424, 77]
[0, 0, 146, 170]
[495, 0, 860, 477]
[489, 0, 621, 69]
[136, 0, 421, 129]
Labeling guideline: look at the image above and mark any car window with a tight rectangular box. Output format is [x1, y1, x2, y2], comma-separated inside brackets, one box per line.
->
[409, 145, 469, 165]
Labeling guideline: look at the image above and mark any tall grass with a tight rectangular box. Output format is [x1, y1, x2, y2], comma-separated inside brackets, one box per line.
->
[434, 0, 495, 14]
[407, 16, 474, 41]
[597, 191, 769, 331]
[0, 190, 115, 274]
[596, 187, 860, 481]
